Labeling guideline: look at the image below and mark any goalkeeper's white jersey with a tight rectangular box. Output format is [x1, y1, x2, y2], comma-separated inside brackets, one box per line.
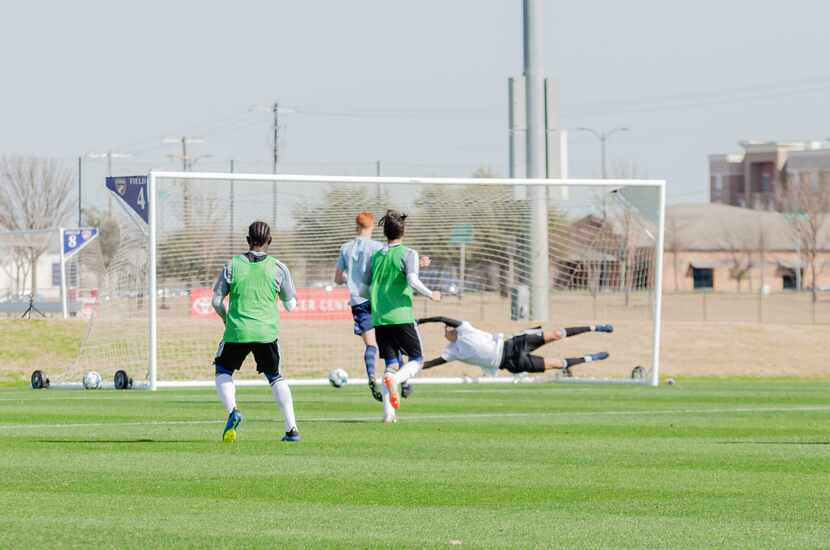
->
[440, 321, 503, 375]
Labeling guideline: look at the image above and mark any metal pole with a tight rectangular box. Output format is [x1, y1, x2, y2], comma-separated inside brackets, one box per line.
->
[600, 135, 607, 179]
[649, 181, 666, 387]
[106, 152, 113, 216]
[77, 156, 82, 226]
[523, 0, 549, 321]
[459, 242, 466, 300]
[272, 102, 279, 227]
[376, 160, 382, 200]
[148, 173, 158, 391]
[59, 228, 68, 320]
[229, 159, 235, 254]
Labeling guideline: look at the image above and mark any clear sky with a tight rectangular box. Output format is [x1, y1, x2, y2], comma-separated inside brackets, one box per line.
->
[1, 0, 828, 207]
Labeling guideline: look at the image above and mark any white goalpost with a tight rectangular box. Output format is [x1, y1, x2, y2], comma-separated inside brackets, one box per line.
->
[73, 172, 665, 390]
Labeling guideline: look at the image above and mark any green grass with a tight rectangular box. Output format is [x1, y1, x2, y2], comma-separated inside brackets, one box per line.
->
[0, 320, 86, 385]
[1, 380, 829, 549]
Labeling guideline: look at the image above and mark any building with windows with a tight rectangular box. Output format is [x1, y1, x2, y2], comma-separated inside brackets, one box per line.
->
[664, 203, 830, 292]
[709, 141, 830, 210]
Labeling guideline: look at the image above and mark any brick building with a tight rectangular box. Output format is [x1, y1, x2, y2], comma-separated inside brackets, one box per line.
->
[664, 203, 830, 291]
[709, 141, 830, 211]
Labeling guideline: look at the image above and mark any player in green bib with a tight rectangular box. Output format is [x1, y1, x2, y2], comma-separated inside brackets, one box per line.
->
[211, 221, 300, 443]
[366, 210, 441, 422]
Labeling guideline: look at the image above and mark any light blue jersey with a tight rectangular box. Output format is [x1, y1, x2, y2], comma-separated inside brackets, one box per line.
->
[337, 236, 384, 306]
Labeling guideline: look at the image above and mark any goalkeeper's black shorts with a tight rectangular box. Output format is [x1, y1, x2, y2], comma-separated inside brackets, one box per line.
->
[499, 333, 546, 373]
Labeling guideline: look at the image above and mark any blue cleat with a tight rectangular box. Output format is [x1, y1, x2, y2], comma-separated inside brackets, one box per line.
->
[594, 324, 614, 333]
[591, 351, 610, 362]
[223, 408, 243, 443]
[281, 427, 301, 442]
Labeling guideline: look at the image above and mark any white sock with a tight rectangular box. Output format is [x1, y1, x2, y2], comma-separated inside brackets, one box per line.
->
[215, 374, 236, 413]
[381, 384, 395, 420]
[393, 360, 423, 385]
[271, 379, 297, 433]
[584, 355, 594, 363]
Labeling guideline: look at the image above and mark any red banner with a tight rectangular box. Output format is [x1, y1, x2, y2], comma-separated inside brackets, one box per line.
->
[190, 287, 351, 321]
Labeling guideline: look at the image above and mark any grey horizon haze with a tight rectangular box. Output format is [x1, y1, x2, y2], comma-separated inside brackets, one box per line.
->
[1, 0, 828, 209]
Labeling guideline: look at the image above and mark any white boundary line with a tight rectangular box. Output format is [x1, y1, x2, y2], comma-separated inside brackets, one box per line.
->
[2, 405, 829, 430]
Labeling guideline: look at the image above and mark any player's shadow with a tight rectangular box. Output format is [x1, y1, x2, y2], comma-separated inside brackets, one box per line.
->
[34, 439, 203, 444]
[719, 441, 830, 445]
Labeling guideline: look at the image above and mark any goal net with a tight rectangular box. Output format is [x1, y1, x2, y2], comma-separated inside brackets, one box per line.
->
[75, 172, 665, 389]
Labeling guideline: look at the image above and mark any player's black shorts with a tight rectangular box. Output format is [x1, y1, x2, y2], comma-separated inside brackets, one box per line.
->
[214, 339, 281, 377]
[374, 323, 423, 362]
[499, 331, 546, 373]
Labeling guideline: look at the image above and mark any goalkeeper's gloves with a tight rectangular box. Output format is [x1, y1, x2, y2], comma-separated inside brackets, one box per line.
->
[368, 377, 383, 402]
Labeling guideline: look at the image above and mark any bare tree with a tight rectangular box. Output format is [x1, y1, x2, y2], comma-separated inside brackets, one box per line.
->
[0, 156, 75, 296]
[778, 171, 830, 303]
[665, 214, 687, 291]
[720, 217, 753, 292]
[82, 207, 121, 270]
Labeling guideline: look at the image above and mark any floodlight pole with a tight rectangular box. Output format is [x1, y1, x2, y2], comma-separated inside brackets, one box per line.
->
[148, 172, 158, 391]
[524, 0, 549, 321]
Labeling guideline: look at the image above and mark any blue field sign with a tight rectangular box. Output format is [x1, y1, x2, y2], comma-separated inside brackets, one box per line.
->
[62, 228, 99, 259]
[106, 176, 149, 223]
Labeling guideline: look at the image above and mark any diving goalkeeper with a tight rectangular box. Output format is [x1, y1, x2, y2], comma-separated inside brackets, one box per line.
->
[417, 317, 612, 376]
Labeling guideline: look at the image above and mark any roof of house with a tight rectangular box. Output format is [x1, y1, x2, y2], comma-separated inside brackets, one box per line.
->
[666, 203, 830, 251]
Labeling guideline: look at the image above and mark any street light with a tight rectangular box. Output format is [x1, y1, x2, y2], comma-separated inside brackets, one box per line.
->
[576, 126, 630, 178]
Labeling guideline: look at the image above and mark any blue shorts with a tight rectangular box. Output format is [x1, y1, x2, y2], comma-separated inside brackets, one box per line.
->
[351, 301, 374, 336]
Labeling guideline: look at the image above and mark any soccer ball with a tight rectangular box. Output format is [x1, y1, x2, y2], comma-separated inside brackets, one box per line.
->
[83, 371, 103, 390]
[328, 368, 349, 388]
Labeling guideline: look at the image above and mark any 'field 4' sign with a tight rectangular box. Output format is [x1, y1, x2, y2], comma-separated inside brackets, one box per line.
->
[106, 176, 149, 223]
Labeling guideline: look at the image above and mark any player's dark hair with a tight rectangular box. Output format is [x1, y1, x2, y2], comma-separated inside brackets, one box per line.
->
[247, 221, 272, 248]
[379, 209, 407, 240]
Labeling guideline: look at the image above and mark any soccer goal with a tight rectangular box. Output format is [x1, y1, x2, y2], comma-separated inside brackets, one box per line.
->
[73, 172, 665, 389]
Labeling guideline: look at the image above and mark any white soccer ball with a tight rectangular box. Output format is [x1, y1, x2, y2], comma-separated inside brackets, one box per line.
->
[328, 368, 349, 388]
[83, 371, 103, 390]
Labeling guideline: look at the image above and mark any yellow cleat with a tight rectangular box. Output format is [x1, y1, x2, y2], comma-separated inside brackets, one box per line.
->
[222, 409, 243, 442]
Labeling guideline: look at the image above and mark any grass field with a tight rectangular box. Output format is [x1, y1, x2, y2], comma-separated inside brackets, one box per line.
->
[2, 380, 829, 548]
[3, 317, 830, 385]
